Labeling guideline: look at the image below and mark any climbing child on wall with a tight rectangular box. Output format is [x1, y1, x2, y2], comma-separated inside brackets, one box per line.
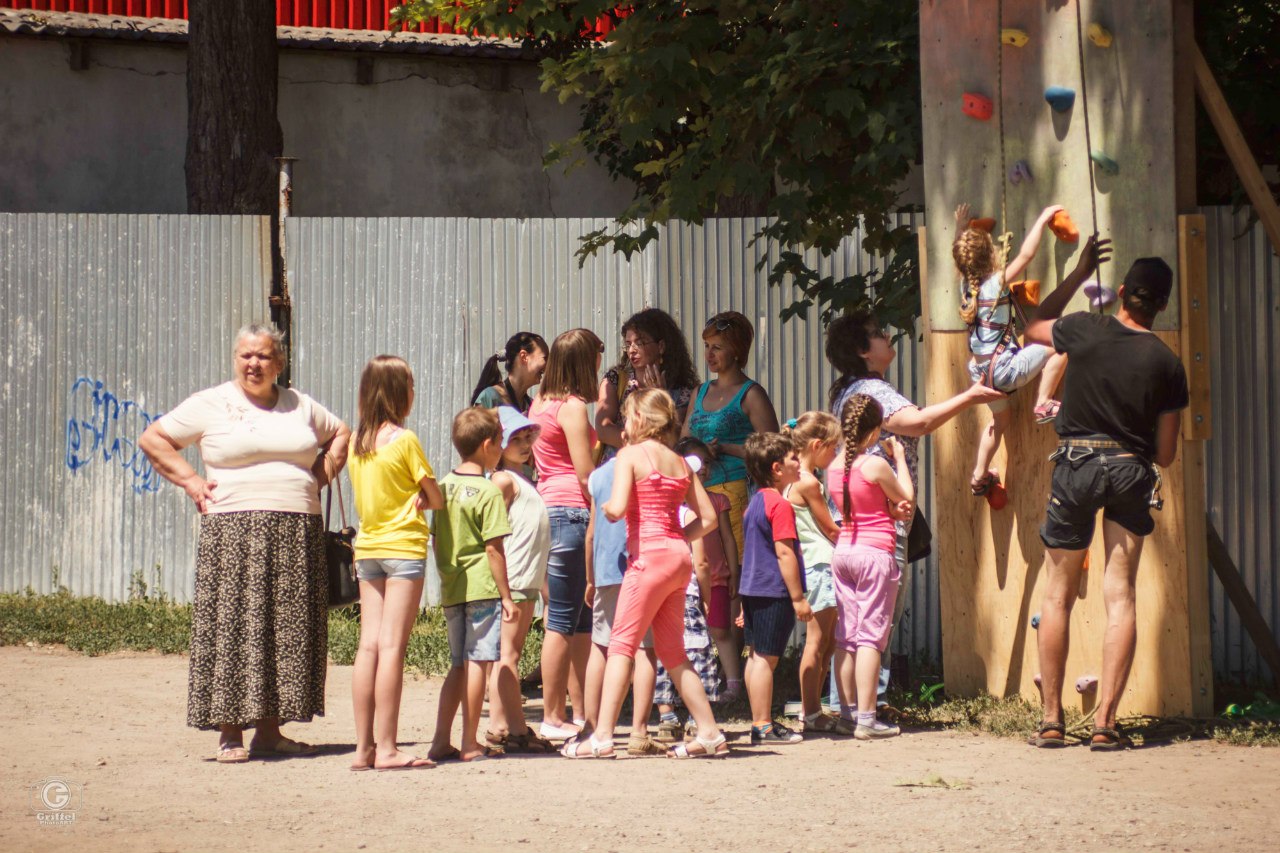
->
[953, 202, 1070, 499]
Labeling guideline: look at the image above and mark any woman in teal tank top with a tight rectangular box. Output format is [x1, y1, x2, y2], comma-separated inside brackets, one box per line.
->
[682, 311, 780, 562]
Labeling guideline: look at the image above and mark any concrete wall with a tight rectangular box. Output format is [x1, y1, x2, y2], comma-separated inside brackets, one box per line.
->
[0, 35, 636, 217]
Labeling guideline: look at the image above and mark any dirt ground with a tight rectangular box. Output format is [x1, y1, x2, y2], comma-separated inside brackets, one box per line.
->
[2, 646, 1277, 853]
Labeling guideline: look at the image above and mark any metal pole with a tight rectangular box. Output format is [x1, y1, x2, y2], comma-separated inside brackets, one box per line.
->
[272, 156, 297, 386]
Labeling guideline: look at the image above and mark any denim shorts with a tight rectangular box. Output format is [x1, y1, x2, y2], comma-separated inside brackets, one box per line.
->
[545, 506, 592, 635]
[1040, 448, 1157, 550]
[444, 599, 502, 666]
[804, 561, 837, 612]
[355, 558, 425, 582]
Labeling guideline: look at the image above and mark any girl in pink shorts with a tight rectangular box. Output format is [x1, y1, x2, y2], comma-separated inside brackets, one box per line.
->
[827, 393, 915, 741]
[562, 389, 728, 759]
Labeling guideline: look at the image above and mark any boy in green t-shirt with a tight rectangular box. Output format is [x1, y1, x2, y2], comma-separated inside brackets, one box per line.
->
[429, 408, 514, 762]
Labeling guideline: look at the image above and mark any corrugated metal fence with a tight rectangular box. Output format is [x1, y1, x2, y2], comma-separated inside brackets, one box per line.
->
[1203, 206, 1280, 683]
[1, 208, 1275, 679]
[0, 213, 271, 601]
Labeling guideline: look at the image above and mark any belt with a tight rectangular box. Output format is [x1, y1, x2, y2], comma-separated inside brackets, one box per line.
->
[1056, 438, 1127, 451]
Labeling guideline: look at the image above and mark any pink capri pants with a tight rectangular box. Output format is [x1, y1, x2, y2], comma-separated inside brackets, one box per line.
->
[606, 538, 692, 670]
[831, 543, 901, 653]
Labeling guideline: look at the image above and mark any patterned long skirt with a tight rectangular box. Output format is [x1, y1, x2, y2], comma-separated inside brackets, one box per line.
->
[187, 511, 328, 730]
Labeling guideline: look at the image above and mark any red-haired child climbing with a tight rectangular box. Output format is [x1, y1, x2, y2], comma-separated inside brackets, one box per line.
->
[953, 202, 1069, 499]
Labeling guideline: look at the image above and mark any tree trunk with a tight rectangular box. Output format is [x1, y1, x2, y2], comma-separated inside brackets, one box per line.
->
[185, 0, 282, 214]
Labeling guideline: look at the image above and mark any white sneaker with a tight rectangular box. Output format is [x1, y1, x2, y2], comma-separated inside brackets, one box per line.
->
[855, 720, 900, 740]
[539, 721, 580, 740]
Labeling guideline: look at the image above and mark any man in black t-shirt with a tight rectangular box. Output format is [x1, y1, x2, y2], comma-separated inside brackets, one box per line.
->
[1021, 240, 1189, 751]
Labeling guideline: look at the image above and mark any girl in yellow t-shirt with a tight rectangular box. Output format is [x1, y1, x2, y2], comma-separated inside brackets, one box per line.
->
[346, 355, 444, 771]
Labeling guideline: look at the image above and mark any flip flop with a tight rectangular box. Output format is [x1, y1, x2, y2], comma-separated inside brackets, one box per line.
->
[427, 746, 462, 762]
[459, 747, 498, 763]
[216, 744, 250, 764]
[376, 756, 436, 771]
[248, 738, 317, 757]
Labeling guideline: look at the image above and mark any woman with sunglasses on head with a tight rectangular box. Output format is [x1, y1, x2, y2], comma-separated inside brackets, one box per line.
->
[470, 332, 549, 414]
[529, 328, 605, 739]
[596, 308, 700, 463]
[682, 311, 780, 562]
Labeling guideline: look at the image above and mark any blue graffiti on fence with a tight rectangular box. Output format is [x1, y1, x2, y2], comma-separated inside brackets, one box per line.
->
[65, 378, 163, 495]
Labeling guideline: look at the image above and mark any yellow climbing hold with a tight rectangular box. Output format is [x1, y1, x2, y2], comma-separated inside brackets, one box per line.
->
[1001, 28, 1029, 48]
[1087, 23, 1113, 48]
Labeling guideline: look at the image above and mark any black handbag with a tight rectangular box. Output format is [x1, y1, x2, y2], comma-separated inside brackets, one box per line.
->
[325, 485, 359, 608]
[906, 507, 932, 563]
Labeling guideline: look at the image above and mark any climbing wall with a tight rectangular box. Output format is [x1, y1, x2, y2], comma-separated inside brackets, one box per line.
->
[919, 0, 1213, 717]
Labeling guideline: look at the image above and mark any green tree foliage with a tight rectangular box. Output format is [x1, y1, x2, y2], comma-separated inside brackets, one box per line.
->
[393, 1, 923, 330]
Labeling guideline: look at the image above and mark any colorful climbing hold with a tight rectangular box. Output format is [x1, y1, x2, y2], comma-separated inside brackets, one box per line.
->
[1009, 159, 1033, 184]
[968, 217, 997, 233]
[1083, 282, 1117, 308]
[1090, 150, 1120, 175]
[1011, 279, 1041, 307]
[1087, 22, 1113, 48]
[1075, 675, 1099, 694]
[1030, 613, 1041, 630]
[986, 480, 1008, 511]
[962, 92, 993, 121]
[1049, 210, 1080, 243]
[1001, 28, 1029, 47]
[1044, 85, 1076, 113]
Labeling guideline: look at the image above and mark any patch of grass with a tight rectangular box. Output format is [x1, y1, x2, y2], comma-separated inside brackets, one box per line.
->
[1208, 721, 1280, 747]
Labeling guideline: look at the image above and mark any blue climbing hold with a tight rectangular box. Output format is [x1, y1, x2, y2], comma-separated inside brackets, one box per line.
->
[1090, 150, 1120, 175]
[1083, 282, 1117, 308]
[1044, 86, 1076, 113]
[1031, 613, 1041, 630]
[1009, 159, 1033, 184]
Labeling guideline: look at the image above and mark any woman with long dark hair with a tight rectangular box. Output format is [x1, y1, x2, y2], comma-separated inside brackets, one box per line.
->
[470, 332, 549, 413]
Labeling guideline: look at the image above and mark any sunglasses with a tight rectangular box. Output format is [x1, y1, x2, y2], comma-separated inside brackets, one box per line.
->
[704, 316, 734, 332]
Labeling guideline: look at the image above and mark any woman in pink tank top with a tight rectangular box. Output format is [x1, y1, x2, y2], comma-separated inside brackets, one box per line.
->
[827, 393, 915, 741]
[530, 329, 602, 737]
[562, 389, 728, 759]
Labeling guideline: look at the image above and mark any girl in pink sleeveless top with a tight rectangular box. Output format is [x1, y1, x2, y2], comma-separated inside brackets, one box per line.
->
[826, 393, 915, 741]
[562, 389, 728, 759]
[529, 328, 602, 738]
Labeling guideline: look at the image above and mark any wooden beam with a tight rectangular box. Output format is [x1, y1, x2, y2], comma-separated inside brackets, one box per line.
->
[1172, 0, 1197, 212]
[917, 226, 931, 333]
[1193, 42, 1280, 254]
[1177, 215, 1212, 439]
[1207, 519, 1280, 681]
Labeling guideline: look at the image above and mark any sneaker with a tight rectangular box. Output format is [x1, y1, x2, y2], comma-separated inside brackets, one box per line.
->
[751, 722, 804, 746]
[855, 720, 901, 740]
[538, 721, 580, 740]
[656, 719, 683, 742]
[805, 712, 855, 735]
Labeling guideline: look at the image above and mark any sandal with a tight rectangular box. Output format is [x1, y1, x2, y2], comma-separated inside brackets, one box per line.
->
[1033, 400, 1061, 424]
[216, 744, 250, 764]
[1089, 726, 1133, 752]
[427, 745, 462, 762]
[1029, 720, 1067, 749]
[627, 733, 669, 757]
[971, 471, 999, 497]
[805, 712, 856, 736]
[484, 730, 509, 755]
[248, 737, 317, 758]
[560, 733, 616, 759]
[375, 756, 435, 771]
[668, 732, 729, 759]
[507, 727, 557, 755]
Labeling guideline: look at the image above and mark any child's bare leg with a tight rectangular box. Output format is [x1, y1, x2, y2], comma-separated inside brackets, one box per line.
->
[710, 626, 741, 683]
[631, 649, 657, 734]
[854, 646, 883, 715]
[744, 651, 779, 727]
[351, 578, 386, 769]
[582, 642, 608, 731]
[460, 660, 493, 760]
[1036, 352, 1068, 406]
[834, 646, 856, 717]
[430, 666, 463, 758]
[373, 577, 425, 766]
[567, 633, 591, 723]
[972, 406, 1012, 485]
[489, 600, 535, 737]
[799, 608, 837, 717]
[670, 660, 723, 744]
[585, 652, 635, 751]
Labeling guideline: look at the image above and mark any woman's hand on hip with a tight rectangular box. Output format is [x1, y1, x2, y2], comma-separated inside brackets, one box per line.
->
[182, 475, 217, 514]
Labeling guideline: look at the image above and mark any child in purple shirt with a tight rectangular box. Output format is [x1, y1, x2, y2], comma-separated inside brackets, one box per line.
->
[738, 432, 813, 745]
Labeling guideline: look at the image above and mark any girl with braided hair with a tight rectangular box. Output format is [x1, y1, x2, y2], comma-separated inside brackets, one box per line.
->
[826, 393, 913, 740]
[470, 332, 549, 413]
[952, 202, 1069, 498]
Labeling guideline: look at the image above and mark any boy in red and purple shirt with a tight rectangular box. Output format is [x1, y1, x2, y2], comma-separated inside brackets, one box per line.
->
[738, 432, 814, 745]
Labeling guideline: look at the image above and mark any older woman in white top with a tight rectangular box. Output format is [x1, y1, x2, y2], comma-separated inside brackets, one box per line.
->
[141, 323, 351, 763]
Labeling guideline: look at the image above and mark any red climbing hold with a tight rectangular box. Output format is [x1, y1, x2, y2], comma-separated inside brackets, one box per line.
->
[968, 217, 997, 233]
[987, 480, 1008, 511]
[962, 92, 993, 121]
